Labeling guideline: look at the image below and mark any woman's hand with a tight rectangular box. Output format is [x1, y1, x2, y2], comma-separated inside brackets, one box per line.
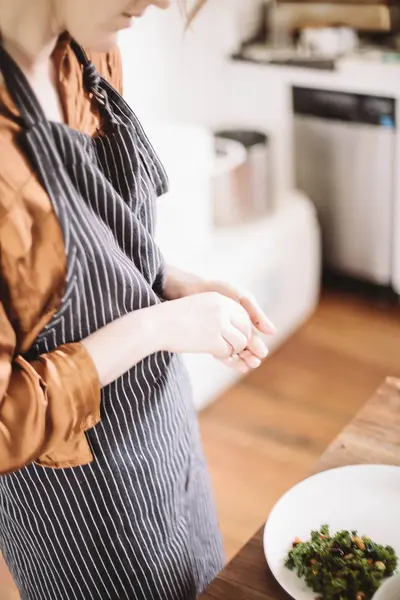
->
[163, 266, 275, 373]
[198, 280, 276, 336]
[201, 281, 275, 374]
[157, 292, 267, 361]
[221, 329, 269, 374]
[164, 266, 275, 333]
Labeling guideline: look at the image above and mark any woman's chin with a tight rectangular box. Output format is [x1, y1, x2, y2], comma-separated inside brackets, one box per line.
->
[74, 31, 120, 54]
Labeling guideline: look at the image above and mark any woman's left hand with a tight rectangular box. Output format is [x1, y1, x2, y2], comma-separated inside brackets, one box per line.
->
[198, 280, 275, 335]
[163, 266, 276, 374]
[196, 280, 275, 374]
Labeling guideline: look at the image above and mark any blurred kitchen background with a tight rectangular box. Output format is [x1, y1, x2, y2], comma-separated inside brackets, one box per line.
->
[3, 0, 400, 597]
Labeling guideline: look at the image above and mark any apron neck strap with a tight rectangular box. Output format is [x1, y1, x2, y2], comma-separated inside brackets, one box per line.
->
[70, 39, 116, 124]
[70, 40, 101, 97]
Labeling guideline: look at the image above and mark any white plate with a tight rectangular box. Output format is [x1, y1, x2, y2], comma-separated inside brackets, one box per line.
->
[373, 573, 400, 600]
[263, 465, 400, 600]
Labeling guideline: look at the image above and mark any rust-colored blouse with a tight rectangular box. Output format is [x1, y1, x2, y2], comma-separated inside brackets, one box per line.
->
[0, 36, 123, 475]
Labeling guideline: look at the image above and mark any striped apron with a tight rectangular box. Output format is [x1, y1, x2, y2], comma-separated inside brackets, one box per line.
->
[0, 42, 224, 600]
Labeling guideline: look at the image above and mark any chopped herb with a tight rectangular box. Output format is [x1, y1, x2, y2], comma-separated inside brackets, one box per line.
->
[285, 525, 398, 600]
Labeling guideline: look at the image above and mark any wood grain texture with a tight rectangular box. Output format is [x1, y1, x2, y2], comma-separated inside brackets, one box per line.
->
[316, 376, 400, 472]
[199, 378, 400, 600]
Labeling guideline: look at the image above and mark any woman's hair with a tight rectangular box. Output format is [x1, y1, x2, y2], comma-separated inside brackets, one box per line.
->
[187, 0, 207, 23]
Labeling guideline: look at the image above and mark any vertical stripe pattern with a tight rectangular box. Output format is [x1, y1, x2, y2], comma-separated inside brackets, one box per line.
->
[0, 45, 224, 600]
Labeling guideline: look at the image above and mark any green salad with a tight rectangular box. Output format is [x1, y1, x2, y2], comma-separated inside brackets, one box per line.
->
[285, 525, 398, 600]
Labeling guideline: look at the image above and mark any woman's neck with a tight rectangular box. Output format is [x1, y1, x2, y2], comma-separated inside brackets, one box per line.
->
[0, 0, 62, 72]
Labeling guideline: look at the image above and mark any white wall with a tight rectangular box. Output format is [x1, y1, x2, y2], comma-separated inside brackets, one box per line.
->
[119, 0, 293, 199]
[119, 0, 266, 125]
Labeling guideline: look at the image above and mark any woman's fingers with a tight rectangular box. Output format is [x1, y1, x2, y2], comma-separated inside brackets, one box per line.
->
[222, 326, 248, 355]
[212, 337, 234, 360]
[229, 304, 253, 339]
[222, 336, 268, 372]
[246, 332, 269, 360]
[238, 349, 262, 370]
[219, 327, 269, 371]
[205, 279, 276, 336]
[222, 350, 262, 373]
[221, 355, 250, 374]
[240, 295, 276, 335]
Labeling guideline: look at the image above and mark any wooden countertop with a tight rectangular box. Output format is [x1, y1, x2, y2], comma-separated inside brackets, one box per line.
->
[199, 377, 400, 600]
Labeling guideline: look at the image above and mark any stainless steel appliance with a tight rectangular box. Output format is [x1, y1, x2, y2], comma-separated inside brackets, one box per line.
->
[293, 86, 396, 285]
[213, 129, 272, 227]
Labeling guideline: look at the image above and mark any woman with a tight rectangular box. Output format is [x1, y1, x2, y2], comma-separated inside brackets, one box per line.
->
[0, 1, 274, 599]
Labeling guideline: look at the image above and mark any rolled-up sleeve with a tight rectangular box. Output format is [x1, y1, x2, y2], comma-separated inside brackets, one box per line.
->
[0, 301, 101, 475]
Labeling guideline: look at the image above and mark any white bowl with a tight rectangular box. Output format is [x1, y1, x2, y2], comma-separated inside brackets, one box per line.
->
[372, 573, 400, 600]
